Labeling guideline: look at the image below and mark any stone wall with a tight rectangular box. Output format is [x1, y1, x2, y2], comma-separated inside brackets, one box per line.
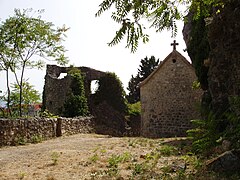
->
[44, 75, 72, 115]
[43, 65, 106, 116]
[140, 50, 202, 138]
[0, 117, 94, 147]
[59, 117, 94, 135]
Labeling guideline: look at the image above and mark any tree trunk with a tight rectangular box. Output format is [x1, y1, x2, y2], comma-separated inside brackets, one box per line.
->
[6, 69, 12, 117]
[19, 62, 26, 117]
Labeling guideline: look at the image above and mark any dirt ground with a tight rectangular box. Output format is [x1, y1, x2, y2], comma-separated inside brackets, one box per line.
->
[0, 133, 198, 180]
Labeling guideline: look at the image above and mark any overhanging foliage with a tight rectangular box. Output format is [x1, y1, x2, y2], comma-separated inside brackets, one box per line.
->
[96, 0, 224, 52]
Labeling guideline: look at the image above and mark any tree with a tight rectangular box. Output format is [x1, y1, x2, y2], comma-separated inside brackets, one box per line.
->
[0, 31, 17, 116]
[127, 56, 159, 103]
[126, 74, 141, 104]
[96, 0, 223, 52]
[0, 9, 69, 116]
[138, 56, 160, 79]
[9, 80, 41, 116]
[10, 80, 41, 106]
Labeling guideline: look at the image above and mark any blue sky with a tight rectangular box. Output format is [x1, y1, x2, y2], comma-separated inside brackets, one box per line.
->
[0, 0, 190, 95]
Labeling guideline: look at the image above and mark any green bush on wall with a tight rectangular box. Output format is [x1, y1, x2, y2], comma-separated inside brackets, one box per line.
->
[63, 68, 89, 117]
[94, 72, 128, 114]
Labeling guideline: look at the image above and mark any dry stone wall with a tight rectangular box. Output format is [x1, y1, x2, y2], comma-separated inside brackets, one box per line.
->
[59, 117, 94, 135]
[0, 117, 94, 147]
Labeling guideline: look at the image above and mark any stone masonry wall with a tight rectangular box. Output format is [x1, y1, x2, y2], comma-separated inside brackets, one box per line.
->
[0, 117, 94, 147]
[141, 51, 202, 138]
[43, 65, 106, 116]
[44, 75, 72, 115]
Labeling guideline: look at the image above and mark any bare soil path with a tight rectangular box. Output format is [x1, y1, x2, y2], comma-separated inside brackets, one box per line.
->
[1, 134, 128, 179]
[0, 133, 198, 180]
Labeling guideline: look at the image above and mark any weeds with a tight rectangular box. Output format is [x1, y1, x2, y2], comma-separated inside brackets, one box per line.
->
[4, 134, 238, 179]
[93, 146, 107, 155]
[120, 152, 132, 162]
[132, 163, 147, 176]
[14, 134, 43, 146]
[128, 138, 154, 148]
[51, 151, 60, 165]
[100, 148, 107, 154]
[108, 154, 122, 168]
[18, 171, 27, 180]
[128, 139, 136, 148]
[30, 134, 43, 144]
[181, 154, 202, 169]
[105, 166, 119, 177]
[157, 145, 178, 156]
[89, 153, 99, 163]
[15, 136, 27, 145]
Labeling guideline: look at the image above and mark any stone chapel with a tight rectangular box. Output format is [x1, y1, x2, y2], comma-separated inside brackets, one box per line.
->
[140, 41, 202, 138]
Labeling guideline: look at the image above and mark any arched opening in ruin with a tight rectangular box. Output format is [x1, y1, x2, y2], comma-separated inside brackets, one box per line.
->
[90, 80, 99, 94]
[58, 73, 68, 79]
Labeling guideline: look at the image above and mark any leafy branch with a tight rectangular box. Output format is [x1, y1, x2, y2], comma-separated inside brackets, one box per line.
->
[96, 0, 225, 52]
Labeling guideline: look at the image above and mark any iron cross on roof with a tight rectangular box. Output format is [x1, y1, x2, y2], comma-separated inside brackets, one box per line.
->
[171, 40, 179, 51]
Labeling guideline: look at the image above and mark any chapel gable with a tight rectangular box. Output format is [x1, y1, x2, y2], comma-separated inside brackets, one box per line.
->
[140, 41, 202, 138]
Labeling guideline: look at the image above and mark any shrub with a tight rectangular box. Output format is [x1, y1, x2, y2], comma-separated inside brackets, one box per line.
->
[39, 109, 58, 118]
[63, 68, 89, 117]
[63, 94, 88, 117]
[94, 72, 128, 114]
[187, 115, 220, 154]
[188, 95, 240, 154]
[127, 101, 141, 116]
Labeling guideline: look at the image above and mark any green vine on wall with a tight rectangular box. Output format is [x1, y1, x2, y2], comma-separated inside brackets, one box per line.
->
[94, 72, 128, 114]
[63, 68, 89, 117]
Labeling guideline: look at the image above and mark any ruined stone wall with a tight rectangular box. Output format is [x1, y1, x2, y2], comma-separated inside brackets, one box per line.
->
[0, 117, 94, 147]
[44, 75, 72, 115]
[43, 65, 106, 116]
[141, 51, 202, 138]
